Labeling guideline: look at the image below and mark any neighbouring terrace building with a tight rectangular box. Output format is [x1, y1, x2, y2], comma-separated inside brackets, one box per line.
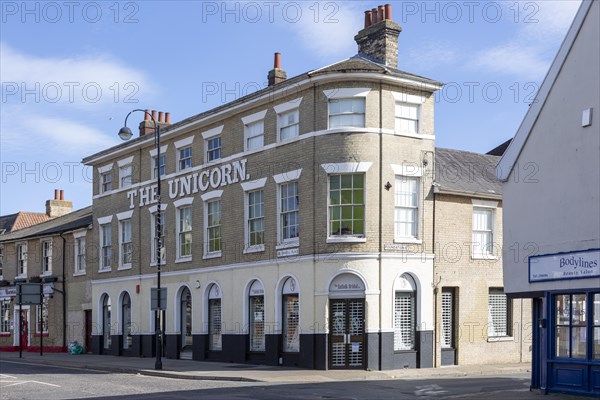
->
[499, 0, 599, 396]
[0, 192, 92, 353]
[79, 4, 530, 369]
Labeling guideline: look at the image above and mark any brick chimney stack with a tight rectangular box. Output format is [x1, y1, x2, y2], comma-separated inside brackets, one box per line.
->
[139, 109, 172, 136]
[46, 189, 72, 218]
[267, 52, 287, 86]
[354, 4, 402, 68]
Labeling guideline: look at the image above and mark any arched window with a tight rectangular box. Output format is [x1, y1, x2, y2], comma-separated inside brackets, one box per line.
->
[282, 277, 299, 352]
[248, 280, 265, 352]
[180, 287, 192, 349]
[208, 284, 222, 351]
[394, 274, 416, 351]
[121, 292, 131, 350]
[102, 295, 112, 350]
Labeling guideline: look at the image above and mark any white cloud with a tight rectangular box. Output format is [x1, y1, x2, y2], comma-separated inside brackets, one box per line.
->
[282, 2, 365, 59]
[470, 0, 581, 79]
[0, 42, 155, 106]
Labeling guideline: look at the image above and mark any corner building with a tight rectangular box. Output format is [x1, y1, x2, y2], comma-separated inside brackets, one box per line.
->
[84, 6, 443, 369]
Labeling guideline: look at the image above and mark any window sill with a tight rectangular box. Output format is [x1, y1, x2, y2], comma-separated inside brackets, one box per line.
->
[487, 336, 514, 343]
[15, 276, 27, 281]
[150, 262, 166, 267]
[243, 245, 265, 254]
[327, 237, 366, 244]
[175, 257, 193, 264]
[472, 254, 498, 260]
[394, 238, 422, 244]
[117, 264, 132, 271]
[73, 271, 87, 277]
[203, 251, 222, 260]
[98, 268, 112, 274]
[276, 240, 299, 250]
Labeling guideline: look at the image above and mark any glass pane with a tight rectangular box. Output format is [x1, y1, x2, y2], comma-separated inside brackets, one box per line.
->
[341, 189, 353, 204]
[556, 326, 569, 357]
[556, 295, 570, 325]
[594, 327, 600, 359]
[353, 174, 364, 188]
[341, 175, 353, 189]
[594, 293, 600, 325]
[329, 175, 340, 189]
[571, 327, 587, 358]
[572, 294, 586, 325]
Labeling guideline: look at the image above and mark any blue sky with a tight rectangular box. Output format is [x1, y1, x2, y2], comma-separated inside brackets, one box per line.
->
[0, 0, 581, 214]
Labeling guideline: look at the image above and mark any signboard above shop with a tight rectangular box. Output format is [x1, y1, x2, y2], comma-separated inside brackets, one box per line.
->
[529, 249, 600, 283]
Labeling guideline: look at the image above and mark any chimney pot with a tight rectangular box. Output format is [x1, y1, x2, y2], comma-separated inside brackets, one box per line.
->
[144, 110, 151, 121]
[165, 112, 171, 124]
[378, 5, 384, 21]
[60, 190, 64, 200]
[54, 189, 59, 200]
[385, 4, 392, 20]
[152, 110, 157, 121]
[274, 52, 281, 69]
[158, 111, 164, 123]
[364, 11, 371, 28]
[371, 8, 378, 23]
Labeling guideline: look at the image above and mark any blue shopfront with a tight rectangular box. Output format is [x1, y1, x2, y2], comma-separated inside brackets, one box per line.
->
[529, 250, 600, 397]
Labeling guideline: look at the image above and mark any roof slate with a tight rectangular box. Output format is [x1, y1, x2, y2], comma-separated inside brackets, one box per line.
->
[435, 148, 502, 198]
[0, 212, 51, 234]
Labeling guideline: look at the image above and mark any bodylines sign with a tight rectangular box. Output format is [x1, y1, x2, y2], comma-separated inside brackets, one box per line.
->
[529, 249, 600, 283]
[126, 159, 249, 209]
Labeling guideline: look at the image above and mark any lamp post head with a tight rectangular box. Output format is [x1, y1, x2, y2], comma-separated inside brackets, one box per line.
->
[118, 126, 133, 141]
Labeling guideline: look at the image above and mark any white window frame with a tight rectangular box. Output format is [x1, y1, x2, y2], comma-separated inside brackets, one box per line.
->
[394, 173, 420, 243]
[274, 170, 302, 248]
[242, 110, 267, 151]
[149, 144, 168, 179]
[174, 198, 194, 262]
[201, 125, 224, 163]
[178, 146, 193, 172]
[202, 191, 223, 259]
[100, 171, 113, 193]
[274, 98, 303, 142]
[98, 163, 113, 194]
[327, 173, 366, 240]
[488, 288, 512, 339]
[149, 204, 167, 266]
[241, 178, 267, 253]
[472, 200, 498, 259]
[98, 215, 113, 272]
[392, 92, 426, 135]
[73, 231, 86, 276]
[41, 239, 53, 275]
[324, 88, 370, 130]
[118, 156, 133, 188]
[205, 136, 222, 162]
[395, 102, 421, 134]
[16, 242, 27, 278]
[118, 219, 132, 270]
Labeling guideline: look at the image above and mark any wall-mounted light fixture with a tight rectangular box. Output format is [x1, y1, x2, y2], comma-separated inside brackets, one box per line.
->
[384, 181, 392, 191]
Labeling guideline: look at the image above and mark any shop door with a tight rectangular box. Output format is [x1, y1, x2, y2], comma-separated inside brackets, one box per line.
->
[20, 311, 29, 349]
[85, 310, 92, 353]
[329, 299, 365, 369]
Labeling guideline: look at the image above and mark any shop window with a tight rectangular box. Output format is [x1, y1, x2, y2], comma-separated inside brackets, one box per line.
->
[556, 293, 587, 358]
[282, 277, 300, 352]
[0, 300, 10, 334]
[488, 288, 512, 337]
[248, 280, 265, 352]
[394, 274, 416, 351]
[122, 292, 132, 350]
[208, 284, 222, 351]
[594, 293, 600, 359]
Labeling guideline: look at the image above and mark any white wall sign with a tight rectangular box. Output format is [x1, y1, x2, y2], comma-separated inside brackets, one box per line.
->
[529, 249, 600, 282]
[329, 274, 365, 292]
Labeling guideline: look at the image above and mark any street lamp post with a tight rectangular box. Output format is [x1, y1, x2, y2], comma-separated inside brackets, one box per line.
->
[118, 109, 163, 370]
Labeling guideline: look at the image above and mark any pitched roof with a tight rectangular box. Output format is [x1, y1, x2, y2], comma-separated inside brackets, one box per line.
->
[435, 148, 502, 199]
[0, 206, 91, 243]
[497, 0, 595, 180]
[83, 56, 442, 164]
[486, 139, 512, 156]
[0, 212, 50, 234]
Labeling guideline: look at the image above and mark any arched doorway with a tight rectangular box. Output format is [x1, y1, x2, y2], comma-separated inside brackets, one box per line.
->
[179, 287, 192, 350]
[248, 280, 265, 352]
[101, 294, 112, 351]
[328, 273, 366, 369]
[121, 292, 132, 350]
[207, 284, 222, 351]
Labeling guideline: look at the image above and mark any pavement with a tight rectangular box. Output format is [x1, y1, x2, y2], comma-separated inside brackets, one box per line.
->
[0, 351, 532, 384]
